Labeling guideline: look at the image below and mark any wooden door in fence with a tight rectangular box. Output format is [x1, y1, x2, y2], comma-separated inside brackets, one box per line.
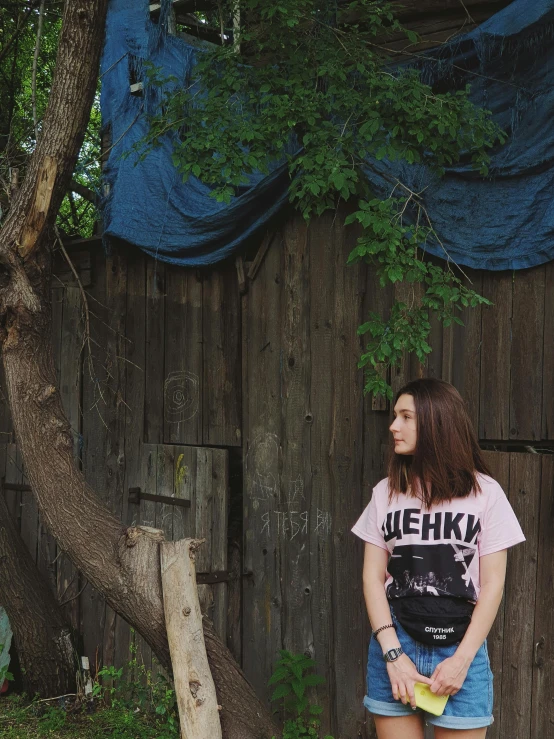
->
[0, 441, 229, 675]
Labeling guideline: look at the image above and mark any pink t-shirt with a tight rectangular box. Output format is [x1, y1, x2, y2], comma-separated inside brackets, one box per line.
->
[352, 474, 525, 603]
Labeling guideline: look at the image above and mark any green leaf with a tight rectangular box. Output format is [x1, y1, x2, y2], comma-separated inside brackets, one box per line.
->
[268, 666, 291, 685]
[303, 673, 325, 687]
[291, 679, 305, 700]
[271, 683, 292, 701]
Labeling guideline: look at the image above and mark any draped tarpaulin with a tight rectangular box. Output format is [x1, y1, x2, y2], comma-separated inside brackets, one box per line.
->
[100, 0, 554, 269]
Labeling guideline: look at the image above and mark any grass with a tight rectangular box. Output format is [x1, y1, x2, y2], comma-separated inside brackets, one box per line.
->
[0, 652, 180, 739]
[0, 693, 179, 738]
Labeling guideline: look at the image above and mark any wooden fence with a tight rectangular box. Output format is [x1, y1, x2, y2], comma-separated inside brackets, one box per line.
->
[241, 213, 553, 738]
[0, 219, 552, 737]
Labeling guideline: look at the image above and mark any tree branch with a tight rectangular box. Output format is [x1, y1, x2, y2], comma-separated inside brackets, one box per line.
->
[0, 1, 40, 68]
[31, 0, 46, 141]
[70, 179, 97, 203]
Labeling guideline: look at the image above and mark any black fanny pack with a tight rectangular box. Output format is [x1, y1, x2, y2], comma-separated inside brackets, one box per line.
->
[391, 596, 475, 647]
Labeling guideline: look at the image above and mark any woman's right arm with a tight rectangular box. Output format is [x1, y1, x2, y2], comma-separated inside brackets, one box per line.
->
[363, 542, 432, 708]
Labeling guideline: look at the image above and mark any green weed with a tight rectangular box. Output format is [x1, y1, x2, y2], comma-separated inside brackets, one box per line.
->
[269, 650, 334, 739]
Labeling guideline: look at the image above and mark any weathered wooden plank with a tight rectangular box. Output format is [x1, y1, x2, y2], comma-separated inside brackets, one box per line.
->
[123, 251, 145, 527]
[542, 260, 554, 439]
[500, 453, 541, 738]
[441, 269, 483, 430]
[156, 444, 175, 542]
[53, 249, 92, 288]
[360, 264, 394, 739]
[202, 263, 241, 447]
[103, 246, 128, 671]
[194, 447, 214, 621]
[510, 266, 545, 441]
[144, 258, 165, 444]
[81, 249, 109, 668]
[226, 535, 241, 663]
[329, 216, 366, 739]
[115, 249, 146, 672]
[481, 450, 510, 738]
[309, 214, 341, 733]
[280, 216, 314, 673]
[225, 293, 249, 662]
[479, 272, 512, 439]
[164, 266, 202, 445]
[243, 231, 283, 704]
[132, 444, 159, 674]
[530, 455, 554, 737]
[361, 267, 394, 491]
[209, 448, 228, 641]
[173, 445, 194, 542]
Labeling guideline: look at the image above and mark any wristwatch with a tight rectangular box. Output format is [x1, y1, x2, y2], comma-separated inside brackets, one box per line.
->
[383, 647, 404, 663]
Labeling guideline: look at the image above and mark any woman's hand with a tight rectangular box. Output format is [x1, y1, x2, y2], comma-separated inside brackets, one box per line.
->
[429, 653, 472, 696]
[386, 654, 433, 709]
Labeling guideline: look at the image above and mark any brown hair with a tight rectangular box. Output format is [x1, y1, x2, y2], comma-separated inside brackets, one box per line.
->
[388, 378, 491, 508]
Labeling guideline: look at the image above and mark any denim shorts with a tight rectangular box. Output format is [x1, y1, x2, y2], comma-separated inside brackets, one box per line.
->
[364, 610, 494, 729]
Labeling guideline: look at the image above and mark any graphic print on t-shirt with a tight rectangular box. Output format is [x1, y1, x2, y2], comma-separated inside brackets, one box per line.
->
[386, 543, 478, 601]
[382, 507, 481, 602]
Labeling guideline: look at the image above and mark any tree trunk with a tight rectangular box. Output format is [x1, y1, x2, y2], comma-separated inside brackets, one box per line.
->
[0, 2, 278, 737]
[0, 492, 76, 698]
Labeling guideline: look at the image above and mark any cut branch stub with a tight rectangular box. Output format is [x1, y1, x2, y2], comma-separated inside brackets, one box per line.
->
[160, 538, 223, 739]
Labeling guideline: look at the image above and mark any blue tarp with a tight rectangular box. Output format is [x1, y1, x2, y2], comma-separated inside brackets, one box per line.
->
[100, 0, 554, 270]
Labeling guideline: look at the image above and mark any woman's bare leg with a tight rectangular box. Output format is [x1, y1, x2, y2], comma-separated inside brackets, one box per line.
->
[374, 713, 425, 739]
[434, 727, 487, 739]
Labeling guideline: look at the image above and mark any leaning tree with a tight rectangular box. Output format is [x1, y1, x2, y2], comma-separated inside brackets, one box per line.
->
[0, 2, 278, 737]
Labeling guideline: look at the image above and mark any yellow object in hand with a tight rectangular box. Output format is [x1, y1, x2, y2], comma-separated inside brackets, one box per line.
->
[414, 682, 449, 716]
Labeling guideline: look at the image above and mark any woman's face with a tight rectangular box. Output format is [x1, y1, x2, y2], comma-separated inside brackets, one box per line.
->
[390, 393, 417, 455]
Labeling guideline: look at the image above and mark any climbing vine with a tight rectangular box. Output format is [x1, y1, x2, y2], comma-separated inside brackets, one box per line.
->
[140, 0, 504, 398]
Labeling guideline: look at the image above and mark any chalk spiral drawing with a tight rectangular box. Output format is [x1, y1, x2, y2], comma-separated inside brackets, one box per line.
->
[164, 371, 199, 423]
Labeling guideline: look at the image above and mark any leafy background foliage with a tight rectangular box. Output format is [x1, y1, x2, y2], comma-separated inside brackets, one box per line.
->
[0, 1, 99, 238]
[141, 0, 504, 397]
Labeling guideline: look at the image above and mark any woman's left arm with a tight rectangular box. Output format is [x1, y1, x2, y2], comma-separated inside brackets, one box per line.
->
[430, 549, 507, 696]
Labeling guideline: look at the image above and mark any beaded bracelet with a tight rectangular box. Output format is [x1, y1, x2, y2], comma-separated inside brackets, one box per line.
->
[372, 623, 395, 638]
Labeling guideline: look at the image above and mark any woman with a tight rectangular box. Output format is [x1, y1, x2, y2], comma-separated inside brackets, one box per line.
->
[352, 378, 525, 739]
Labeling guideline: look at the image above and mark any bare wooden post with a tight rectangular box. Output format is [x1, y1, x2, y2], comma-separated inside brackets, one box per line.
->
[160, 539, 223, 739]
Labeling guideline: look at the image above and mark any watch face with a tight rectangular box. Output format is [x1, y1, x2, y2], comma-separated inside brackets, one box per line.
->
[384, 647, 402, 662]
